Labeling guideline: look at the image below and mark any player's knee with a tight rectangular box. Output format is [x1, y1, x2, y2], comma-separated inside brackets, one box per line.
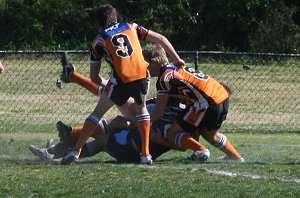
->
[214, 133, 227, 149]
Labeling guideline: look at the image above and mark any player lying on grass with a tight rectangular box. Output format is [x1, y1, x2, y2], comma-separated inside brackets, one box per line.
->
[56, 47, 243, 162]
[143, 44, 244, 161]
[30, 98, 209, 163]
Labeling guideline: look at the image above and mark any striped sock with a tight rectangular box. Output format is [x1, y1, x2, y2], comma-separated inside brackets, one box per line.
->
[136, 113, 151, 156]
[70, 71, 100, 96]
[73, 116, 98, 152]
[215, 133, 241, 160]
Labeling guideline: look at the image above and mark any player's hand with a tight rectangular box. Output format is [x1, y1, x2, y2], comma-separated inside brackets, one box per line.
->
[0, 64, 5, 74]
[173, 58, 185, 68]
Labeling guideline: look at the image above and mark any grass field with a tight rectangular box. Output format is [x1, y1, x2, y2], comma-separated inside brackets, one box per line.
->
[0, 131, 299, 197]
[0, 54, 299, 197]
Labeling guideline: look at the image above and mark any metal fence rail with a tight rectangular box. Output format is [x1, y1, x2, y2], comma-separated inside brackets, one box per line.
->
[0, 50, 299, 134]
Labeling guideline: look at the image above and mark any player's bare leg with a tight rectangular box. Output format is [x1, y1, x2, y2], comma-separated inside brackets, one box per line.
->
[58, 52, 135, 119]
[61, 93, 114, 164]
[201, 128, 244, 161]
[167, 122, 210, 162]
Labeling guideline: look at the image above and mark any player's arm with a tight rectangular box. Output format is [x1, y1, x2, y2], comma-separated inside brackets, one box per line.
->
[90, 62, 102, 85]
[150, 127, 186, 151]
[150, 93, 169, 122]
[145, 30, 185, 67]
[90, 41, 107, 85]
[0, 60, 5, 74]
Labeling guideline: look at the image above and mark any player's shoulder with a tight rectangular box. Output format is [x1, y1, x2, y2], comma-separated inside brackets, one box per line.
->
[158, 65, 180, 80]
[91, 33, 105, 48]
[160, 64, 177, 75]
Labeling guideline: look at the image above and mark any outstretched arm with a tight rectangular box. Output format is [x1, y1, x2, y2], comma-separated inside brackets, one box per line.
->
[146, 31, 185, 67]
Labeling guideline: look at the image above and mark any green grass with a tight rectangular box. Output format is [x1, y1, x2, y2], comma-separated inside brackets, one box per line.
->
[0, 132, 299, 197]
[0, 54, 299, 197]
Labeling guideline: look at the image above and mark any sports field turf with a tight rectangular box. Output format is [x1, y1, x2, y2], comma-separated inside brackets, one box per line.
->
[0, 54, 299, 197]
[0, 131, 299, 197]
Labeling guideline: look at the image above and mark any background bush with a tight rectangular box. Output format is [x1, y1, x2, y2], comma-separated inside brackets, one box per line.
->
[0, 0, 299, 53]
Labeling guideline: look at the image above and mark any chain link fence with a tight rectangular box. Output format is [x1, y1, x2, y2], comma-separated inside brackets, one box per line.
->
[0, 51, 299, 134]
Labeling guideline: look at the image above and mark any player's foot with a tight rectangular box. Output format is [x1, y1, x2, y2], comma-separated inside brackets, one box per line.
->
[60, 51, 75, 83]
[45, 138, 55, 148]
[186, 149, 210, 162]
[61, 149, 80, 165]
[29, 145, 54, 161]
[217, 156, 245, 162]
[56, 121, 72, 142]
[140, 154, 153, 165]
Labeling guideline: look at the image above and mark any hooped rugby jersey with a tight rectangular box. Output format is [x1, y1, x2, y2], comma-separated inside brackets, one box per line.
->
[156, 65, 229, 105]
[91, 22, 149, 83]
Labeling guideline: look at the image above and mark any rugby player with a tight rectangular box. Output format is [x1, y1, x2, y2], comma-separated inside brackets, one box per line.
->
[62, 4, 185, 165]
[143, 44, 244, 161]
[29, 98, 201, 163]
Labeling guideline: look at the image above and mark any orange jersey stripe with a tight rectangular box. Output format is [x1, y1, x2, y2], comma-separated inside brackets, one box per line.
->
[178, 66, 229, 104]
[157, 65, 229, 105]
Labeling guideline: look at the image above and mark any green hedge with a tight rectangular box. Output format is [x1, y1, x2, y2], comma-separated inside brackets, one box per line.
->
[0, 0, 299, 52]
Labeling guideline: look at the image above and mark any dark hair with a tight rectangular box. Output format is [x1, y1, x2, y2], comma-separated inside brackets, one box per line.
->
[95, 4, 118, 28]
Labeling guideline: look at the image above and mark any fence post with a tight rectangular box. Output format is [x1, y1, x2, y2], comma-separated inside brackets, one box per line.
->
[194, 51, 199, 70]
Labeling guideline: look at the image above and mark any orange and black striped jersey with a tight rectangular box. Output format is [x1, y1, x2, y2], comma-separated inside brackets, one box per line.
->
[91, 22, 149, 83]
[156, 65, 229, 105]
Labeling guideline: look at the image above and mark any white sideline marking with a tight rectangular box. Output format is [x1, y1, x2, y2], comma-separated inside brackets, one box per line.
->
[185, 167, 300, 184]
[206, 169, 266, 179]
[114, 164, 300, 184]
[253, 144, 300, 148]
[205, 169, 300, 184]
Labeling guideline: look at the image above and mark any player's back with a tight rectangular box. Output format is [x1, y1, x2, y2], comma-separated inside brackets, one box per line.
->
[93, 22, 148, 83]
[157, 65, 229, 105]
[178, 66, 229, 105]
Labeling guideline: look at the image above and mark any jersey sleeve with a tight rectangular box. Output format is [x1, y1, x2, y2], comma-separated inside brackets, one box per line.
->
[90, 51, 100, 63]
[132, 23, 149, 40]
[156, 70, 173, 95]
[90, 35, 107, 62]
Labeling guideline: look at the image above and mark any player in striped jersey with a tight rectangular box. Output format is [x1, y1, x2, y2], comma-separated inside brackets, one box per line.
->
[143, 44, 243, 161]
[62, 4, 185, 165]
[58, 46, 241, 162]
[56, 64, 210, 163]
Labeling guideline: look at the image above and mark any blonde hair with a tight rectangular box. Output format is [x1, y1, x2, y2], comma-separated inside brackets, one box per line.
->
[143, 44, 169, 66]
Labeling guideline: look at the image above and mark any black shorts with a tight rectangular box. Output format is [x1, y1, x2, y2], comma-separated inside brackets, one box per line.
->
[177, 98, 229, 132]
[104, 78, 150, 106]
